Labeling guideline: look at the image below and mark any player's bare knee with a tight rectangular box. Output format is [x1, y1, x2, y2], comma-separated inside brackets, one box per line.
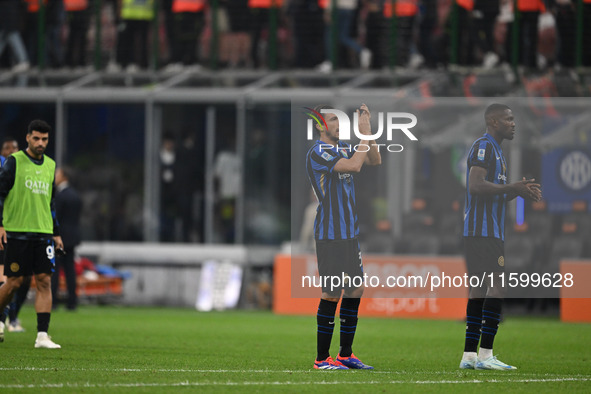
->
[469, 286, 487, 299]
[487, 286, 505, 299]
[345, 287, 364, 298]
[34, 274, 51, 291]
[321, 292, 340, 303]
[7, 276, 24, 289]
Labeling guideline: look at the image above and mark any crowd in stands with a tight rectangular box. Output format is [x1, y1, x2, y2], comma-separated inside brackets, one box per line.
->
[0, 0, 590, 72]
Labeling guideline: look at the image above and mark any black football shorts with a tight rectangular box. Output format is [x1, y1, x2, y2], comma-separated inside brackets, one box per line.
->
[315, 238, 364, 296]
[464, 236, 505, 277]
[3, 238, 56, 277]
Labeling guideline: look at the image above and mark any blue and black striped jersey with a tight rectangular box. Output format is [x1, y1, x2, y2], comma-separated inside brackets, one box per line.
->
[463, 133, 508, 241]
[306, 140, 359, 240]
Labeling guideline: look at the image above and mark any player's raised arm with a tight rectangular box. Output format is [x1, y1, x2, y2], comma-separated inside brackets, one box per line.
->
[333, 104, 375, 173]
[333, 141, 370, 173]
[358, 104, 381, 166]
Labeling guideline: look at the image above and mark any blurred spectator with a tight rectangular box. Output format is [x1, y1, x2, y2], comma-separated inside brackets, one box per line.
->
[51, 167, 83, 311]
[505, 0, 546, 69]
[212, 0, 230, 66]
[166, 0, 206, 70]
[519, 0, 546, 69]
[473, 0, 500, 68]
[159, 132, 202, 242]
[115, 0, 155, 71]
[551, 0, 575, 68]
[383, 0, 419, 67]
[162, 0, 174, 64]
[288, 0, 324, 68]
[249, 0, 283, 68]
[1, 0, 586, 72]
[46, 0, 66, 67]
[160, 133, 176, 241]
[214, 138, 241, 243]
[317, 0, 371, 71]
[221, 0, 252, 68]
[23, 0, 43, 66]
[497, 0, 513, 63]
[173, 133, 202, 242]
[365, 0, 387, 69]
[64, 0, 90, 68]
[0, 0, 30, 72]
[551, 0, 591, 68]
[419, 0, 438, 68]
[455, 0, 475, 66]
[585, 0, 591, 66]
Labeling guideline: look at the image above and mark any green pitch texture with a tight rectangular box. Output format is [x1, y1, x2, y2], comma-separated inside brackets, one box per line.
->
[0, 306, 589, 393]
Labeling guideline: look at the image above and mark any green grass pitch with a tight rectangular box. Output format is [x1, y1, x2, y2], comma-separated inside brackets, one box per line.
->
[0, 306, 589, 393]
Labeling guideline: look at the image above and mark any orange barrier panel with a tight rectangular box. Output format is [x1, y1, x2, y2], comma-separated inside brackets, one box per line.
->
[273, 254, 467, 320]
[560, 260, 591, 323]
[31, 276, 123, 299]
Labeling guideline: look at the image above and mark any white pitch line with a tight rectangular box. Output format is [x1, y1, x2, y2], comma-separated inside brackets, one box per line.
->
[0, 367, 588, 378]
[0, 377, 590, 389]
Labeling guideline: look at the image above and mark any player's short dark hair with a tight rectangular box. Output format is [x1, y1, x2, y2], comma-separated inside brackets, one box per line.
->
[27, 120, 51, 135]
[484, 104, 511, 123]
[314, 104, 334, 114]
[312, 105, 334, 135]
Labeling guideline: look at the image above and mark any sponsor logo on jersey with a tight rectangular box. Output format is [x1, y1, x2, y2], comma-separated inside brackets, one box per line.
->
[24, 177, 50, 196]
[478, 149, 485, 161]
[321, 151, 333, 161]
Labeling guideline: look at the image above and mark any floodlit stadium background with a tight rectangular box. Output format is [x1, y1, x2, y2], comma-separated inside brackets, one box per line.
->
[1, 3, 591, 391]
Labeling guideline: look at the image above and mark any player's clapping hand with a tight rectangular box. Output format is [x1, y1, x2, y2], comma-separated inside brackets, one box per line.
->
[516, 178, 542, 202]
[357, 104, 371, 135]
[526, 183, 542, 202]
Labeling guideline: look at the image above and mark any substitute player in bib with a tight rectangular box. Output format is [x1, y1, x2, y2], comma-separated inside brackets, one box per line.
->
[306, 104, 381, 370]
[460, 104, 541, 370]
[0, 120, 63, 348]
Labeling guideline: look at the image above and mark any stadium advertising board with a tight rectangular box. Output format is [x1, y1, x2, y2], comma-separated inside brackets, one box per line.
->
[274, 254, 467, 319]
[560, 260, 591, 322]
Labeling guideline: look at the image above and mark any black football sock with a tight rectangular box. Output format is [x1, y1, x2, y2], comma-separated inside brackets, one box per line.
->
[480, 298, 503, 350]
[339, 297, 360, 358]
[316, 299, 338, 361]
[464, 298, 485, 353]
[37, 312, 51, 333]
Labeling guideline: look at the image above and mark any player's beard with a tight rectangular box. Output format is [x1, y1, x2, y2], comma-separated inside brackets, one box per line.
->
[30, 145, 46, 157]
[329, 130, 339, 143]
